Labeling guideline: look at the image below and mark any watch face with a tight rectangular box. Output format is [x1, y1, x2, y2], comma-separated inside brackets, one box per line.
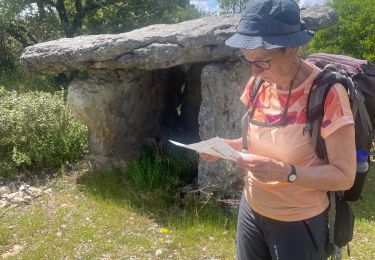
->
[288, 174, 297, 182]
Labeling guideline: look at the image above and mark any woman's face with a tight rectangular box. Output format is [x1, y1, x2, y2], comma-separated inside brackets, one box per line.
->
[240, 47, 294, 84]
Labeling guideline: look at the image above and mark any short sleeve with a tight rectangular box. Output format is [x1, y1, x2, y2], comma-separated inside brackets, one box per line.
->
[320, 83, 354, 139]
[240, 77, 256, 107]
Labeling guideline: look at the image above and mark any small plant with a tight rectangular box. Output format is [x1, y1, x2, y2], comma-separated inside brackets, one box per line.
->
[0, 88, 88, 176]
[0, 71, 66, 93]
[125, 146, 195, 192]
[79, 146, 197, 209]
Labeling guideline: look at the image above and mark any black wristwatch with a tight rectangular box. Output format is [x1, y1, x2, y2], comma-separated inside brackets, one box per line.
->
[287, 164, 297, 183]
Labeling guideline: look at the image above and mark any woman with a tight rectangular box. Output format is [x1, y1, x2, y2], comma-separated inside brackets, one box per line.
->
[200, 0, 356, 259]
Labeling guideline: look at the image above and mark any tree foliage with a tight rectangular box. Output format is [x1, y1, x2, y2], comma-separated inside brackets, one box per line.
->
[218, 0, 247, 13]
[0, 0, 200, 73]
[307, 0, 375, 62]
[218, 0, 301, 13]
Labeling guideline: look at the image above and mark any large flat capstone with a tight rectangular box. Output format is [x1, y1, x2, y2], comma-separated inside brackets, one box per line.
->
[20, 5, 337, 73]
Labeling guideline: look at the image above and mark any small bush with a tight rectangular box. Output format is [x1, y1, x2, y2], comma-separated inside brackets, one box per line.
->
[0, 71, 67, 93]
[125, 147, 196, 192]
[305, 0, 375, 62]
[0, 87, 88, 176]
[79, 147, 197, 208]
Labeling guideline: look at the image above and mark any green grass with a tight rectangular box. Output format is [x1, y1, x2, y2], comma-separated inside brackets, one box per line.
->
[346, 167, 375, 259]
[0, 71, 66, 93]
[0, 156, 374, 259]
[0, 179, 237, 259]
[0, 153, 237, 259]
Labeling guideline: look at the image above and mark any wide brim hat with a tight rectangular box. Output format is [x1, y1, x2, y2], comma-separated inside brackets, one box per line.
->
[225, 0, 314, 50]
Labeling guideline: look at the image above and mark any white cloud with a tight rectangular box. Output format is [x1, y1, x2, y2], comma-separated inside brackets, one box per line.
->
[191, 0, 220, 13]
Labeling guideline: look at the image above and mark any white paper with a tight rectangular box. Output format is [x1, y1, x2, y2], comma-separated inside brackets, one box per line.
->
[169, 137, 256, 161]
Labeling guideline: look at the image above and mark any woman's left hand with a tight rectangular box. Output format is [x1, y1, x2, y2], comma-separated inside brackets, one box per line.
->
[237, 155, 291, 183]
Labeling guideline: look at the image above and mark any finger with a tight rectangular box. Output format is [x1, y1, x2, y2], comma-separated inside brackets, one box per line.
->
[237, 159, 266, 170]
[237, 161, 255, 170]
[251, 164, 271, 173]
[199, 153, 219, 162]
[252, 172, 269, 182]
[252, 172, 266, 182]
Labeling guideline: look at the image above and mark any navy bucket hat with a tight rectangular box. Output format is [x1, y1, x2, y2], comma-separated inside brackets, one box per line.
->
[225, 0, 313, 50]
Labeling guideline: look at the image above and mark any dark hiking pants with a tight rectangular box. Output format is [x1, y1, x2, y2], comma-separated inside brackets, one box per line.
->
[236, 195, 328, 260]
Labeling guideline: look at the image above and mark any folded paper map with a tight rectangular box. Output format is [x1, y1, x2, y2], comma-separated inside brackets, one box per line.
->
[169, 137, 255, 161]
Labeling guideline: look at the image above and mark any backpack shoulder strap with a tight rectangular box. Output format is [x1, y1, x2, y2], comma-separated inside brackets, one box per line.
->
[307, 69, 373, 157]
[242, 77, 264, 151]
[306, 70, 335, 159]
[247, 76, 264, 110]
[307, 71, 353, 258]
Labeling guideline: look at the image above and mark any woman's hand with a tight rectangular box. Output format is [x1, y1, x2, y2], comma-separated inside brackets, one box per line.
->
[198, 138, 243, 163]
[198, 152, 220, 162]
[237, 155, 291, 183]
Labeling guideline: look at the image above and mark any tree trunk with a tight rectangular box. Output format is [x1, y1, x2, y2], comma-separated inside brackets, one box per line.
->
[55, 0, 72, 37]
[37, 2, 46, 21]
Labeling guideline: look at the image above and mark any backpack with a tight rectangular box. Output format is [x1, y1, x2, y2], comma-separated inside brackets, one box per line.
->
[306, 53, 375, 258]
[306, 53, 375, 200]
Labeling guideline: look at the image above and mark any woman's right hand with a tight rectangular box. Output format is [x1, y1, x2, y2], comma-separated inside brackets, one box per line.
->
[198, 152, 220, 162]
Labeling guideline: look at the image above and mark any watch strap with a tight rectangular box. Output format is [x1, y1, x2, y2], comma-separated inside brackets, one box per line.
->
[287, 164, 297, 182]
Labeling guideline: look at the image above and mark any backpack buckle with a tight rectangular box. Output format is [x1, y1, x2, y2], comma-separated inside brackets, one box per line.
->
[303, 124, 312, 135]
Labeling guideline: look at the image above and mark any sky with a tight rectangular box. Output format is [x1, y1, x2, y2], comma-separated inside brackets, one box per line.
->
[190, 0, 327, 12]
[190, 0, 220, 13]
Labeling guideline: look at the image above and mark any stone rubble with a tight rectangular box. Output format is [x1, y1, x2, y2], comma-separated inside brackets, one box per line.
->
[0, 181, 50, 210]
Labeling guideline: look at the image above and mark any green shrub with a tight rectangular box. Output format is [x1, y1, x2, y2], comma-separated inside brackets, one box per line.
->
[79, 147, 197, 208]
[305, 0, 375, 62]
[0, 87, 88, 176]
[0, 71, 68, 93]
[125, 147, 196, 192]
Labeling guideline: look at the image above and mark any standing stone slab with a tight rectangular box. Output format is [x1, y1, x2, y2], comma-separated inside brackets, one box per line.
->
[67, 69, 170, 161]
[198, 61, 251, 194]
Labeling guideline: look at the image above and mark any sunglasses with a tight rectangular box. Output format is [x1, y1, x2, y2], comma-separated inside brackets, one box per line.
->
[238, 55, 274, 70]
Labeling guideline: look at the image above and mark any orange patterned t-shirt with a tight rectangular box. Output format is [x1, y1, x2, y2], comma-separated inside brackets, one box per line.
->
[240, 66, 354, 221]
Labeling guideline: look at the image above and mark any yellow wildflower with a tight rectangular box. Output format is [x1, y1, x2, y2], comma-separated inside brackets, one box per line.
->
[160, 228, 169, 233]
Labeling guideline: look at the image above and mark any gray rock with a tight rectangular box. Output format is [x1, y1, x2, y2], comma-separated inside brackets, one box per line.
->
[67, 68, 172, 159]
[12, 196, 27, 204]
[0, 186, 9, 196]
[44, 188, 52, 194]
[301, 4, 338, 30]
[22, 186, 42, 198]
[2, 192, 18, 201]
[20, 5, 337, 73]
[0, 183, 44, 209]
[198, 61, 250, 194]
[8, 182, 21, 193]
[0, 199, 8, 209]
